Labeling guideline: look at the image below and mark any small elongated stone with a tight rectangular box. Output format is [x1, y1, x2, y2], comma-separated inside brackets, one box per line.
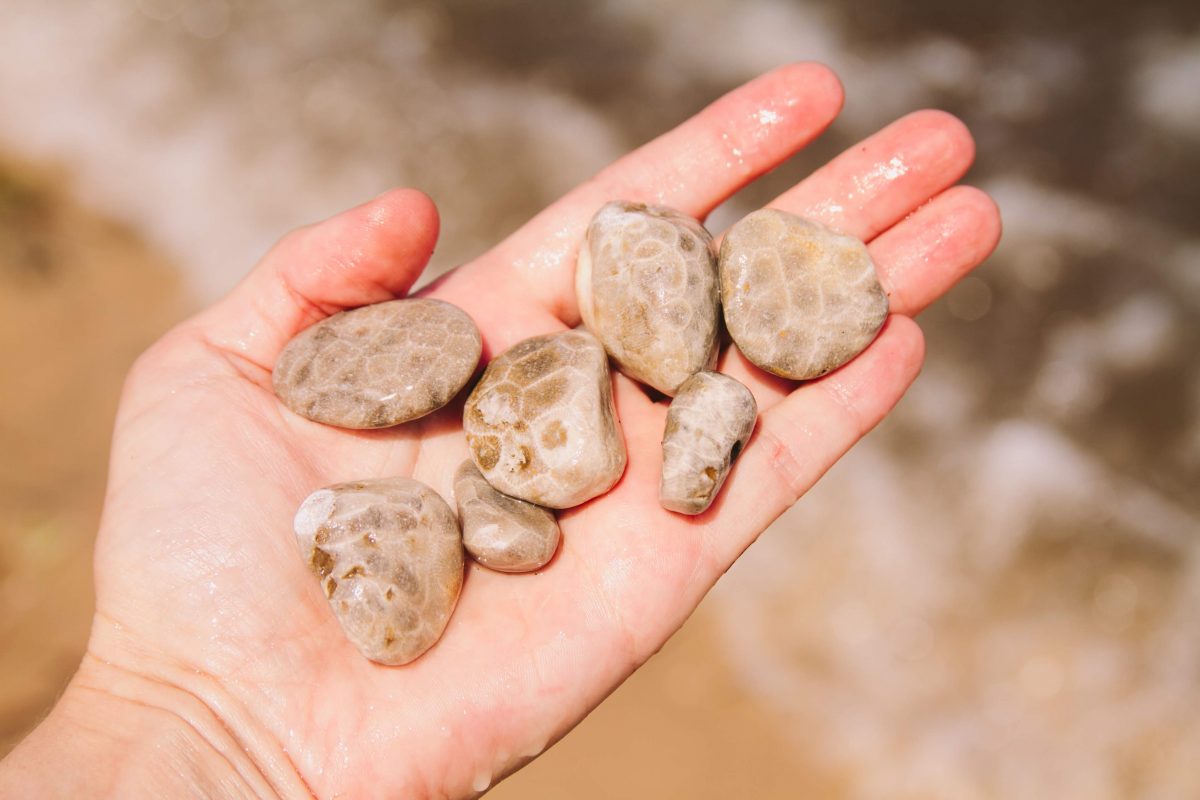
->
[293, 477, 463, 665]
[273, 298, 481, 429]
[463, 330, 627, 508]
[454, 460, 560, 572]
[719, 209, 888, 380]
[660, 371, 757, 515]
[576, 201, 719, 395]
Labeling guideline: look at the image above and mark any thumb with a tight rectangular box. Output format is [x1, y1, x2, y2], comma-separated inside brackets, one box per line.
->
[196, 188, 441, 371]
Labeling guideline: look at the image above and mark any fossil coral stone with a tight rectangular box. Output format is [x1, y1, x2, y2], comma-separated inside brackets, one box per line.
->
[719, 209, 888, 380]
[463, 330, 627, 509]
[576, 201, 719, 395]
[293, 477, 464, 665]
[660, 371, 757, 515]
[453, 460, 560, 572]
[273, 298, 481, 429]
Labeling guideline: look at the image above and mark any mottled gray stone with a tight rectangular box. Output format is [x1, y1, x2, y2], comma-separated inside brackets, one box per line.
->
[454, 460, 560, 572]
[576, 201, 719, 395]
[463, 330, 627, 509]
[273, 298, 481, 429]
[660, 371, 757, 515]
[719, 209, 888, 380]
[293, 477, 464, 665]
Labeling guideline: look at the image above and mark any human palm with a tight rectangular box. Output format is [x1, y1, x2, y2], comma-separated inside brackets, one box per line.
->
[79, 65, 999, 798]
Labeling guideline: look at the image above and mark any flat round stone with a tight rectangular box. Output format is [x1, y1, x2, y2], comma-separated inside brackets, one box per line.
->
[660, 371, 757, 515]
[463, 329, 627, 509]
[273, 298, 481, 429]
[719, 209, 888, 380]
[293, 477, 464, 665]
[576, 201, 719, 395]
[454, 460, 560, 572]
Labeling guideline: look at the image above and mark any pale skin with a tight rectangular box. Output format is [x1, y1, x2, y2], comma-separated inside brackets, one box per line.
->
[0, 64, 1000, 798]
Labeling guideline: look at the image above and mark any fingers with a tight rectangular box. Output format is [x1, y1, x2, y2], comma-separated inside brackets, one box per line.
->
[714, 110, 986, 409]
[481, 62, 846, 322]
[770, 109, 976, 241]
[703, 315, 926, 569]
[197, 189, 441, 371]
[720, 181, 1001, 410]
[870, 184, 1002, 316]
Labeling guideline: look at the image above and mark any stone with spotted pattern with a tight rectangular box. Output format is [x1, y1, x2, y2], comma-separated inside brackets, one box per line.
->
[293, 477, 464, 666]
[454, 460, 560, 572]
[719, 209, 888, 380]
[576, 201, 719, 396]
[463, 330, 626, 509]
[273, 298, 481, 429]
[660, 371, 757, 515]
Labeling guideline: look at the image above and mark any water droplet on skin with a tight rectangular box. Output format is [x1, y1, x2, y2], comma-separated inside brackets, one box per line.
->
[471, 769, 492, 793]
[851, 156, 910, 197]
[523, 738, 548, 759]
[808, 198, 846, 220]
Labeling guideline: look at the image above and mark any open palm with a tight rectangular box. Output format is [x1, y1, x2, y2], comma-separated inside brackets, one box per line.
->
[78, 64, 999, 798]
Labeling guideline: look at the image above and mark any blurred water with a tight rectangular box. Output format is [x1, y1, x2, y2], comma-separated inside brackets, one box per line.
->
[2, 0, 1199, 796]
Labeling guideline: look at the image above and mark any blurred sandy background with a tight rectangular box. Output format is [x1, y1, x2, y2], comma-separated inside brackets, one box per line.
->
[2, 1, 1199, 797]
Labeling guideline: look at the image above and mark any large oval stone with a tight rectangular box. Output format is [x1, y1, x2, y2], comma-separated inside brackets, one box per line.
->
[463, 330, 627, 508]
[454, 460, 560, 573]
[273, 298, 481, 429]
[660, 371, 757, 515]
[293, 477, 464, 665]
[719, 209, 888, 380]
[576, 201, 719, 395]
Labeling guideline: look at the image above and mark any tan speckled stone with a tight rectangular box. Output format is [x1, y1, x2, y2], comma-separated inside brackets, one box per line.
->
[273, 298, 481, 429]
[463, 330, 627, 509]
[293, 477, 463, 665]
[576, 201, 719, 395]
[454, 460, 560, 572]
[719, 209, 888, 380]
[660, 371, 757, 515]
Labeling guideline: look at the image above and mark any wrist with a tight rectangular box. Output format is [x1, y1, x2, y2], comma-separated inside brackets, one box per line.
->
[0, 652, 309, 799]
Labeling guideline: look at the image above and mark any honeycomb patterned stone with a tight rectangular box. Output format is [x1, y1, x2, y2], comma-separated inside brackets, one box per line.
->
[454, 460, 560, 572]
[719, 209, 888, 380]
[293, 477, 464, 666]
[463, 330, 627, 509]
[273, 298, 481, 429]
[660, 371, 757, 515]
[576, 201, 719, 395]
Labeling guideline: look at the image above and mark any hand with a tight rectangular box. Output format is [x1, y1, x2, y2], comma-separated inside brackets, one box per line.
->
[0, 63, 999, 798]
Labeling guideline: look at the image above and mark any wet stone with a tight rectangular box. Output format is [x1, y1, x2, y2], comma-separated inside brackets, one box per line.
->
[576, 201, 719, 395]
[454, 460, 560, 573]
[660, 371, 757, 515]
[719, 209, 888, 380]
[293, 477, 464, 665]
[463, 330, 627, 509]
[273, 298, 481, 429]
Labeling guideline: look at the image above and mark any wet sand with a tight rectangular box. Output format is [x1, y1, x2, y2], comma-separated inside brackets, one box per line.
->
[0, 161, 187, 750]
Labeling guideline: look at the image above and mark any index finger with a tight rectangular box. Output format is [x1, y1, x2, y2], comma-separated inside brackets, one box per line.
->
[470, 62, 845, 325]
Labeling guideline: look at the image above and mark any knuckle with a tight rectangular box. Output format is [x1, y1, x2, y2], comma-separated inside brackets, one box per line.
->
[755, 421, 814, 502]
